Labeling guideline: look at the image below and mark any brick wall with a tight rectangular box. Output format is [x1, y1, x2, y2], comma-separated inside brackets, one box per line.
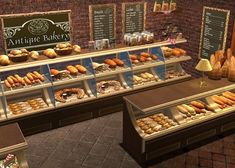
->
[0, 0, 234, 77]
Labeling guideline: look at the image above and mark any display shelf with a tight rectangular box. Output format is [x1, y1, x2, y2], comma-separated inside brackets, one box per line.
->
[132, 60, 165, 71]
[55, 95, 96, 108]
[3, 81, 52, 96]
[165, 55, 192, 64]
[133, 80, 164, 90]
[0, 39, 187, 72]
[97, 88, 133, 98]
[95, 66, 132, 78]
[52, 73, 95, 87]
[6, 106, 54, 120]
[123, 79, 235, 164]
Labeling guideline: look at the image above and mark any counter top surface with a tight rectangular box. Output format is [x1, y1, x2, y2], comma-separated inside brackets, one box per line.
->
[0, 123, 26, 154]
[124, 78, 234, 110]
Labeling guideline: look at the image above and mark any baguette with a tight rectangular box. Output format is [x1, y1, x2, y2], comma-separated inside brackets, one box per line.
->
[219, 96, 234, 106]
[196, 100, 215, 112]
[177, 105, 191, 117]
[211, 95, 225, 105]
[190, 101, 205, 109]
[33, 71, 45, 81]
[182, 104, 196, 115]
[190, 105, 206, 114]
[222, 92, 235, 101]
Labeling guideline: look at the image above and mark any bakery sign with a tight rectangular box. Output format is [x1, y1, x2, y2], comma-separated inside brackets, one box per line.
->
[1, 10, 71, 52]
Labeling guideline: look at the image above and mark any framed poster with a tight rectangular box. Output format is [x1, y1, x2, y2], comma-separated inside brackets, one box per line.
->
[231, 20, 235, 55]
[122, 2, 147, 34]
[199, 7, 230, 59]
[89, 4, 116, 41]
[1, 10, 72, 52]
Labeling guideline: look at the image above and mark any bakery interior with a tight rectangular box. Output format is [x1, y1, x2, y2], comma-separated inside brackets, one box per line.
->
[0, 0, 235, 168]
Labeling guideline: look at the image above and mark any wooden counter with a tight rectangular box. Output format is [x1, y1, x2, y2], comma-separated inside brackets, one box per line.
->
[124, 78, 234, 110]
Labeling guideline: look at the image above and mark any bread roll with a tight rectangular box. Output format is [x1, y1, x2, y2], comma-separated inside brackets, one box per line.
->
[172, 49, 181, 56]
[139, 56, 147, 62]
[43, 49, 57, 59]
[212, 95, 225, 105]
[20, 48, 28, 53]
[50, 69, 60, 76]
[66, 65, 78, 75]
[112, 58, 124, 66]
[75, 65, 86, 74]
[30, 51, 39, 60]
[10, 50, 22, 55]
[73, 45, 81, 53]
[177, 105, 188, 114]
[151, 55, 158, 60]
[14, 74, 24, 85]
[129, 54, 138, 60]
[140, 52, 151, 57]
[23, 77, 32, 85]
[104, 59, 117, 68]
[223, 92, 235, 101]
[0, 55, 10, 66]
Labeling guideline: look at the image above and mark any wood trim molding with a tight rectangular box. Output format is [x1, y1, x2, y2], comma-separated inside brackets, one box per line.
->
[231, 20, 235, 55]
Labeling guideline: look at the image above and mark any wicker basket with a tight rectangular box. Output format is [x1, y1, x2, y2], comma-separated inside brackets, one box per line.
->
[228, 69, 235, 82]
[208, 69, 222, 80]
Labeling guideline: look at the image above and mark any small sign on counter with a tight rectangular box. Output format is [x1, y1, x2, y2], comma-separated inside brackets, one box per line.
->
[1, 10, 71, 52]
[122, 2, 147, 34]
[89, 4, 116, 41]
[199, 7, 230, 59]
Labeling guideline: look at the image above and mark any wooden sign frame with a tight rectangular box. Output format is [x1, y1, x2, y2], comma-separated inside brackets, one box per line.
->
[0, 10, 72, 53]
[199, 6, 230, 59]
[89, 3, 116, 41]
[231, 20, 235, 55]
[122, 2, 147, 36]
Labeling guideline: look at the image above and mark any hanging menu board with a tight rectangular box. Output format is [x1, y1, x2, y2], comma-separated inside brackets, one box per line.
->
[199, 7, 230, 59]
[122, 2, 147, 34]
[89, 4, 116, 41]
[1, 10, 71, 52]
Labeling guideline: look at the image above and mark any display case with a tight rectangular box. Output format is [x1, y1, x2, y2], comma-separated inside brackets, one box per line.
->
[0, 39, 191, 122]
[123, 79, 235, 165]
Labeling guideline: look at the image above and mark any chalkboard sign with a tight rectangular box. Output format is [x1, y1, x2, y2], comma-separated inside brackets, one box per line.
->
[122, 2, 147, 34]
[89, 4, 116, 41]
[1, 10, 71, 52]
[199, 7, 230, 59]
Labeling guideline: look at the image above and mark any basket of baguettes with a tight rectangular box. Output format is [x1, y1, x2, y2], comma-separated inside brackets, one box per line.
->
[208, 48, 235, 82]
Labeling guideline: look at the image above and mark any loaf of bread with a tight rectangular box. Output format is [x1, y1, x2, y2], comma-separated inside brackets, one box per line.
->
[0, 55, 10, 66]
[51, 69, 60, 76]
[75, 65, 86, 74]
[43, 49, 57, 59]
[112, 58, 124, 66]
[67, 65, 78, 75]
[104, 59, 117, 68]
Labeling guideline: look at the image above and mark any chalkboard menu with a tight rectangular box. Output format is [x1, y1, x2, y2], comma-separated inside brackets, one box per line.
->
[199, 7, 230, 59]
[1, 10, 71, 52]
[89, 4, 116, 41]
[122, 2, 146, 34]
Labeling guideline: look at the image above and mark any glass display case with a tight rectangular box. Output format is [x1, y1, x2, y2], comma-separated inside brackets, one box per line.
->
[123, 79, 235, 164]
[0, 39, 191, 122]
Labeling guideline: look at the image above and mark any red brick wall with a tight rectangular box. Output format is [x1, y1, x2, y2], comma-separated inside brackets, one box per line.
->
[0, 0, 234, 77]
